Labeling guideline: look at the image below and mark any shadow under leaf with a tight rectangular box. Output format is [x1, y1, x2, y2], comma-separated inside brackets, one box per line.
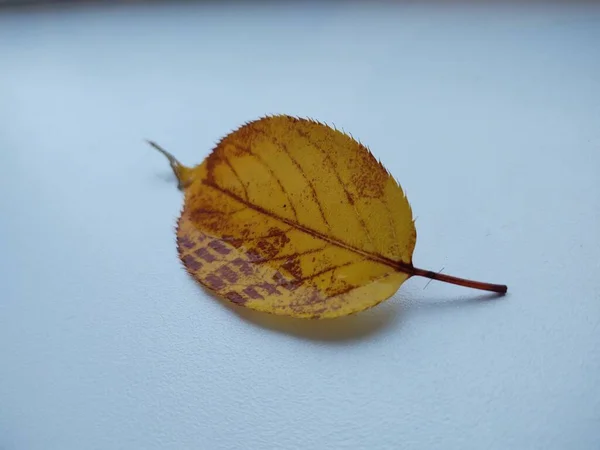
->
[191, 282, 404, 342]
[229, 298, 405, 343]
[186, 277, 507, 343]
[409, 291, 507, 310]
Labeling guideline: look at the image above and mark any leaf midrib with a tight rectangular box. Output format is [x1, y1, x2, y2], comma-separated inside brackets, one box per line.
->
[203, 180, 414, 275]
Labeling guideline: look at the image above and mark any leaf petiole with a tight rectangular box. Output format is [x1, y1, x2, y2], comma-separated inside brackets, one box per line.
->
[410, 266, 507, 294]
[147, 140, 194, 190]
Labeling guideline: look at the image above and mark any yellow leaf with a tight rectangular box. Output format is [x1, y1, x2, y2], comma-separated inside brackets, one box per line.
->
[149, 115, 507, 319]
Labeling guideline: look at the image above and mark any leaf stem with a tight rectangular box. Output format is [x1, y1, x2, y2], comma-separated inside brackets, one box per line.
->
[410, 266, 507, 294]
[146, 140, 193, 190]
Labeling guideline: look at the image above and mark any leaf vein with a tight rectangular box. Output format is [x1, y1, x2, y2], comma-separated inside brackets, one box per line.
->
[273, 138, 331, 231]
[382, 199, 399, 254]
[256, 245, 328, 263]
[223, 155, 249, 201]
[297, 260, 357, 283]
[295, 129, 378, 251]
[324, 271, 392, 300]
[233, 143, 300, 222]
[221, 227, 294, 243]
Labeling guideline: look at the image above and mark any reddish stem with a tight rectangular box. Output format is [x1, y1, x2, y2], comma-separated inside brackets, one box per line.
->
[410, 266, 507, 294]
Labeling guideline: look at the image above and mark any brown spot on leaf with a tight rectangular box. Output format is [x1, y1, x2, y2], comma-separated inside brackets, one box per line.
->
[272, 271, 300, 291]
[225, 143, 248, 158]
[195, 247, 217, 263]
[181, 254, 202, 271]
[246, 249, 264, 263]
[178, 235, 196, 249]
[209, 240, 231, 255]
[231, 258, 253, 276]
[189, 208, 222, 225]
[287, 289, 327, 315]
[226, 291, 247, 305]
[205, 274, 226, 290]
[221, 235, 243, 248]
[243, 286, 263, 300]
[302, 289, 326, 306]
[351, 150, 386, 198]
[270, 229, 291, 248]
[257, 282, 280, 296]
[257, 240, 279, 258]
[281, 257, 302, 280]
[216, 265, 239, 283]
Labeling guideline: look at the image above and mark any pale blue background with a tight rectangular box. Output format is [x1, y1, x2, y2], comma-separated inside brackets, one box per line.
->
[1, 2, 599, 449]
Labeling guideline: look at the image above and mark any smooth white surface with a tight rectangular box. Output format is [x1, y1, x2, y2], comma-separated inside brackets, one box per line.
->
[1, 2, 599, 449]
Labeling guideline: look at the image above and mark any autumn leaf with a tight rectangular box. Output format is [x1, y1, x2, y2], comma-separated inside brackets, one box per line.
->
[148, 115, 506, 319]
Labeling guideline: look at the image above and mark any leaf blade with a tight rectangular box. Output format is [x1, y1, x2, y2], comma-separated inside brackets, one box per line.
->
[176, 115, 417, 318]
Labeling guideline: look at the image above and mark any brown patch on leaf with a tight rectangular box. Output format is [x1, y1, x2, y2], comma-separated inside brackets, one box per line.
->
[195, 247, 217, 263]
[223, 142, 249, 158]
[246, 249, 264, 263]
[181, 254, 202, 271]
[226, 291, 247, 305]
[208, 240, 231, 255]
[221, 235, 244, 249]
[216, 265, 239, 283]
[302, 289, 326, 306]
[268, 227, 291, 248]
[350, 149, 386, 198]
[243, 286, 263, 300]
[257, 282, 280, 296]
[256, 240, 279, 259]
[178, 235, 196, 249]
[272, 271, 300, 291]
[231, 258, 253, 276]
[205, 274, 226, 290]
[281, 257, 302, 280]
